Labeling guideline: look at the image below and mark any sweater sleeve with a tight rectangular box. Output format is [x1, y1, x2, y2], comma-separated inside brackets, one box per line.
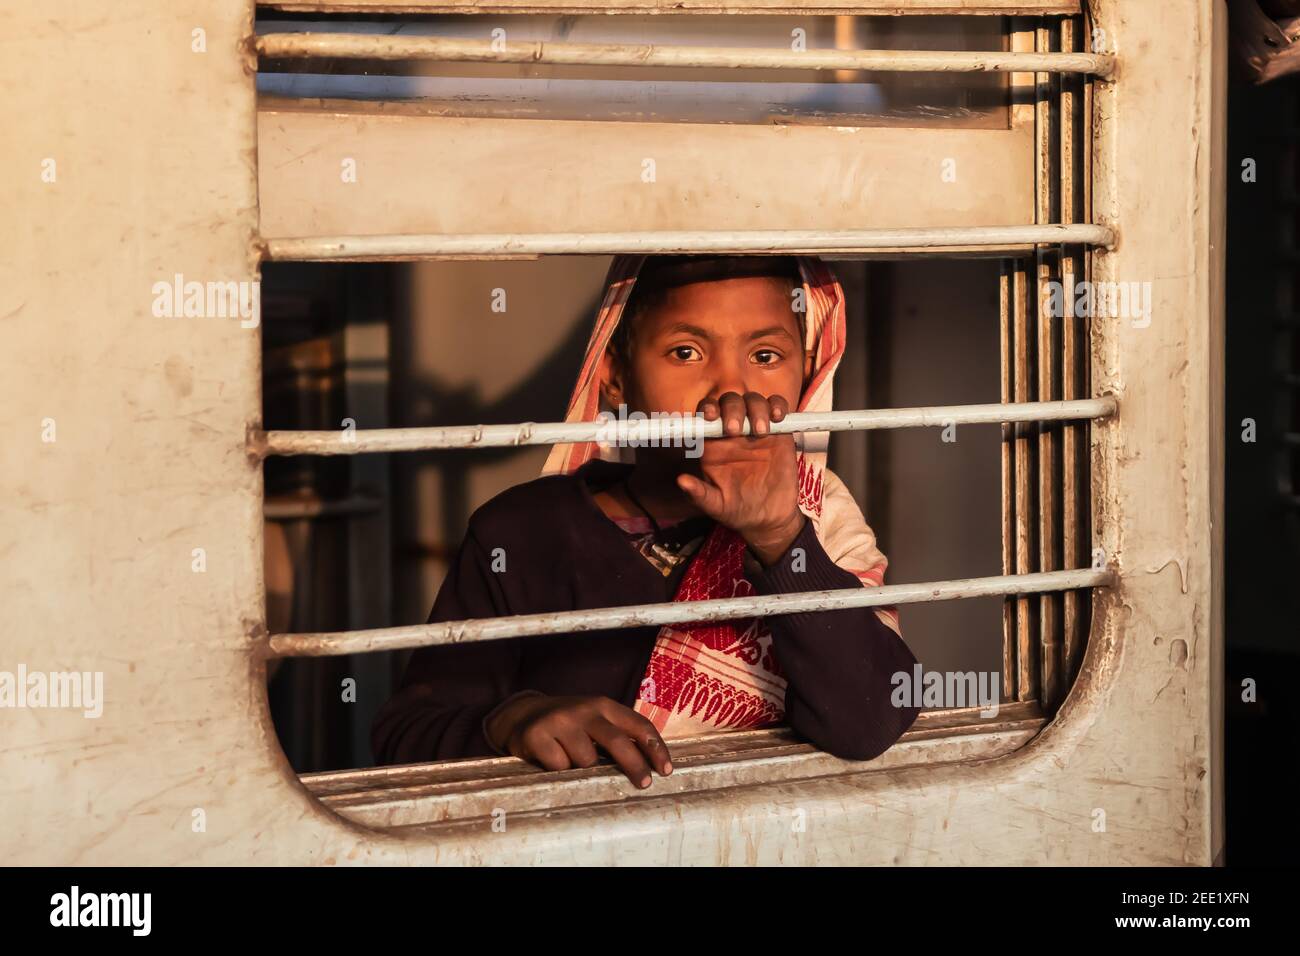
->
[370, 530, 529, 765]
[745, 517, 921, 761]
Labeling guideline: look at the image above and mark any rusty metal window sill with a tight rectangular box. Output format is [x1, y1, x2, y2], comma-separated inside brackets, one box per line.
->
[300, 701, 1043, 831]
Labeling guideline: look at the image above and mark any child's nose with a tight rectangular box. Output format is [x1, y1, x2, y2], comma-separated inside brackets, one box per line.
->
[706, 355, 751, 399]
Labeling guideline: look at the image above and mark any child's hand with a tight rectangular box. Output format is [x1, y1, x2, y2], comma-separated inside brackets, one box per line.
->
[486, 694, 673, 788]
[677, 390, 807, 566]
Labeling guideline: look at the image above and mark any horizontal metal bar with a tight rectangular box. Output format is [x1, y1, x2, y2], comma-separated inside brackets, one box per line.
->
[256, 397, 1117, 457]
[258, 2, 1083, 18]
[262, 225, 1115, 262]
[268, 568, 1114, 658]
[255, 34, 1115, 77]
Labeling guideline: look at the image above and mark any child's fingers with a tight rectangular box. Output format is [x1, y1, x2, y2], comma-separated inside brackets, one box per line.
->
[587, 719, 655, 788]
[676, 472, 726, 518]
[695, 396, 721, 421]
[717, 391, 748, 436]
[553, 727, 601, 770]
[769, 394, 791, 422]
[517, 729, 573, 772]
[744, 391, 771, 435]
[604, 706, 674, 776]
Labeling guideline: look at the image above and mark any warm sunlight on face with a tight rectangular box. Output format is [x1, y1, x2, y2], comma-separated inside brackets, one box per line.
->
[609, 276, 808, 417]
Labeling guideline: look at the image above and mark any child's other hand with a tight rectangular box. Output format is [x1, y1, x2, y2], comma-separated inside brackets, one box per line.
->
[677, 390, 806, 565]
[487, 694, 673, 788]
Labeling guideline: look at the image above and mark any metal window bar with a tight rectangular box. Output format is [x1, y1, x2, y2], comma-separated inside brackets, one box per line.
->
[1059, 13, 1091, 687]
[998, 13, 1093, 711]
[254, 397, 1117, 457]
[1035, 21, 1063, 709]
[270, 568, 1114, 658]
[261, 226, 1115, 262]
[1009, 259, 1039, 703]
[261, 397, 1117, 657]
[999, 259, 1016, 703]
[253, 33, 1116, 77]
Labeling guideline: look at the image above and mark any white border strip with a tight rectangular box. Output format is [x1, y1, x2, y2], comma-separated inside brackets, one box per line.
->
[261, 225, 1116, 262]
[268, 568, 1114, 657]
[257, 397, 1117, 457]
[255, 34, 1116, 77]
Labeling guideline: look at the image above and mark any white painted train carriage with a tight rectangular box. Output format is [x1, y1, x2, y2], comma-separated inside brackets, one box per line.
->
[1, 0, 1224, 865]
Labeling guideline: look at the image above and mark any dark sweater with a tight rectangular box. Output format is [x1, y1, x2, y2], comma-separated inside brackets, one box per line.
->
[371, 459, 920, 765]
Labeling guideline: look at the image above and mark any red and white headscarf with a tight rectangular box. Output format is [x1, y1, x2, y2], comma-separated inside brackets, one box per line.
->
[543, 255, 901, 738]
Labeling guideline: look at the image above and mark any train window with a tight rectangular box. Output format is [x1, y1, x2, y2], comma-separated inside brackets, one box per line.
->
[5, 0, 1232, 868]
[251, 4, 1116, 831]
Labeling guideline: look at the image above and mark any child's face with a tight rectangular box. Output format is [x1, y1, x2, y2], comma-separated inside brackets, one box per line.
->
[604, 276, 811, 420]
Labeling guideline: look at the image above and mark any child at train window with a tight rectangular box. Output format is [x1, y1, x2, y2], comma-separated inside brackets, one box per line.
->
[371, 254, 919, 788]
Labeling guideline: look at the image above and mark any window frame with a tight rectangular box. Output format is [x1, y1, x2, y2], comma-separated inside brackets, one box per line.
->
[245, 0, 1227, 868]
[257, 7, 1099, 826]
[0, 0, 1224, 868]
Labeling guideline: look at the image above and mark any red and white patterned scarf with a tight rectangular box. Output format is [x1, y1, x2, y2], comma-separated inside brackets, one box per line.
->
[542, 255, 901, 738]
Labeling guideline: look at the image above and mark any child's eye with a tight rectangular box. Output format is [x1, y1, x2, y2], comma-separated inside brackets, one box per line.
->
[670, 346, 700, 362]
[752, 349, 782, 366]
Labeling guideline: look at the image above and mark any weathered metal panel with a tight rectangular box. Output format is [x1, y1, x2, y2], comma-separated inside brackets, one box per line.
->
[0, 0, 1224, 865]
[258, 107, 1036, 239]
[0, 1, 280, 863]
